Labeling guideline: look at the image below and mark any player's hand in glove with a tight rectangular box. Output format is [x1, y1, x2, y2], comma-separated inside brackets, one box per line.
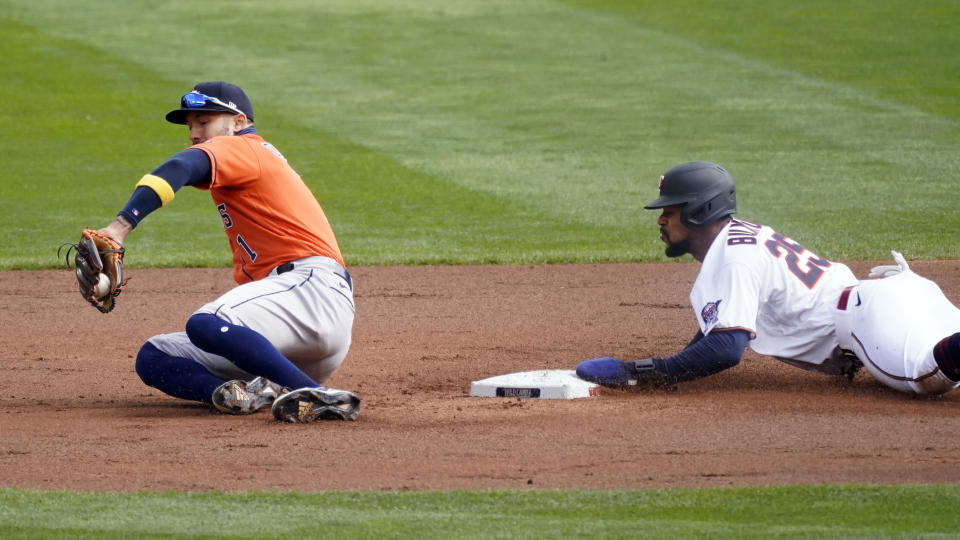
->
[575, 356, 671, 388]
[868, 250, 910, 279]
[59, 229, 127, 313]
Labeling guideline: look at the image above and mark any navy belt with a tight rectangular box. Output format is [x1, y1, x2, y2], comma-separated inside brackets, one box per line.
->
[277, 262, 352, 291]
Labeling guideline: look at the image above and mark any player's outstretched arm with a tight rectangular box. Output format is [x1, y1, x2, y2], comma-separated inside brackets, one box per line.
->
[111, 149, 211, 234]
[576, 329, 750, 388]
[660, 329, 749, 382]
[686, 329, 705, 348]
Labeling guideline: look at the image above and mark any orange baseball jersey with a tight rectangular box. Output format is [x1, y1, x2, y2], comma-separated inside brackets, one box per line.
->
[190, 133, 344, 283]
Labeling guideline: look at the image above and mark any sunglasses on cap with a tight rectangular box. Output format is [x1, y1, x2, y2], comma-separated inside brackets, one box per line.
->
[181, 91, 243, 116]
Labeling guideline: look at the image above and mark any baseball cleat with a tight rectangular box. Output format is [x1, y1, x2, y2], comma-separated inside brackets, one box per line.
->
[271, 386, 360, 422]
[212, 376, 287, 415]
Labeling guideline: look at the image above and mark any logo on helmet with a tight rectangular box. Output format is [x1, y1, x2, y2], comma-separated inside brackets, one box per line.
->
[658, 175, 665, 191]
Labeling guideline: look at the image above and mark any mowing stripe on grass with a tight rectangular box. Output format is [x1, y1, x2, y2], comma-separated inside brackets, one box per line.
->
[2, 485, 960, 539]
[2, 0, 958, 265]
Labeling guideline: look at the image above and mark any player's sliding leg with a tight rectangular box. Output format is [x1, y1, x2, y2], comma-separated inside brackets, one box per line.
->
[184, 313, 318, 390]
[136, 340, 287, 414]
[135, 341, 225, 403]
[185, 313, 359, 420]
[933, 332, 960, 383]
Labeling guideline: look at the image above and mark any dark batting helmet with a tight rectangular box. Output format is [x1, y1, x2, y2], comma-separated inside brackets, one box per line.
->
[644, 161, 736, 229]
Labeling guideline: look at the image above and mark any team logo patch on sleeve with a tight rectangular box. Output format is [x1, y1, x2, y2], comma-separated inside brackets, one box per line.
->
[701, 300, 722, 325]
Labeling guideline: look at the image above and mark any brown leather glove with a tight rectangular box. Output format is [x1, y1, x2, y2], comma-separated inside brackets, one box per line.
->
[60, 229, 127, 313]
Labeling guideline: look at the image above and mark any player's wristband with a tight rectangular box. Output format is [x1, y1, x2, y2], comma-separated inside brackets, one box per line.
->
[136, 174, 176, 206]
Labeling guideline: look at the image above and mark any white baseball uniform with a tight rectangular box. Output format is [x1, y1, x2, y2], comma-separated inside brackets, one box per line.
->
[692, 217, 960, 395]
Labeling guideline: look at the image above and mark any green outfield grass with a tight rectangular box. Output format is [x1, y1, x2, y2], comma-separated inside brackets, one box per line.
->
[3, 484, 960, 539]
[3, 1, 960, 537]
[1, 0, 958, 268]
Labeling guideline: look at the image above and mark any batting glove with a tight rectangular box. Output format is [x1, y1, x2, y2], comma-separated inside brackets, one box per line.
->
[576, 356, 638, 387]
[868, 250, 910, 279]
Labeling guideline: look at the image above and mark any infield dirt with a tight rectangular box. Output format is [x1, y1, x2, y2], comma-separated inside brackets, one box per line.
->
[2, 261, 960, 491]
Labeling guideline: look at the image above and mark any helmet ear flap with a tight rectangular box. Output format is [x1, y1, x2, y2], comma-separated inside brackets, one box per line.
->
[681, 188, 736, 229]
[682, 200, 712, 228]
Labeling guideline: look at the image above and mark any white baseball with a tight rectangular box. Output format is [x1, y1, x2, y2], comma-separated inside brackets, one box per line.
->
[94, 273, 111, 299]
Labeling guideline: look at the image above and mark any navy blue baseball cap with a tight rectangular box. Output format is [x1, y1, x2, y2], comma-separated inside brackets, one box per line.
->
[165, 81, 254, 124]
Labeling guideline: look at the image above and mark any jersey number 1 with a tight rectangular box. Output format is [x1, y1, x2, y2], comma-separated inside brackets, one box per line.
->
[764, 233, 830, 289]
[218, 203, 258, 262]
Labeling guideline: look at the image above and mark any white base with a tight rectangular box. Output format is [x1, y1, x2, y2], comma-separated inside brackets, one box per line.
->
[470, 369, 599, 399]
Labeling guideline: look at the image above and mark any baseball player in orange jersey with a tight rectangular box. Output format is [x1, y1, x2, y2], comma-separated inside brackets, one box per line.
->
[577, 161, 960, 396]
[95, 81, 359, 422]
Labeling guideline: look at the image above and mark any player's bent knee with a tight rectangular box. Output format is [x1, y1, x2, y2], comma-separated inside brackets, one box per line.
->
[185, 313, 225, 347]
[135, 341, 168, 386]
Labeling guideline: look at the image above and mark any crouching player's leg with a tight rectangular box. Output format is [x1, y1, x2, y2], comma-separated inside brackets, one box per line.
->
[135, 317, 359, 422]
[134, 331, 286, 415]
[135, 257, 359, 422]
[184, 311, 358, 422]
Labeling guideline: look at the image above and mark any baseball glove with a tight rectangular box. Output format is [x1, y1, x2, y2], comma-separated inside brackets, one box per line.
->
[59, 229, 127, 313]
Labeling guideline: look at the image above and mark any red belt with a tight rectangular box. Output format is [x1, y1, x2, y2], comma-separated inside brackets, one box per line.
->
[836, 285, 855, 310]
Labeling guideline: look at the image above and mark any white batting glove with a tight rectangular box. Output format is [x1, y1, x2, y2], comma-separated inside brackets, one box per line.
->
[868, 250, 910, 278]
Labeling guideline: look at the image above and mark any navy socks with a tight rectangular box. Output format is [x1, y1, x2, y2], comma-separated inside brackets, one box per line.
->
[185, 313, 318, 389]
